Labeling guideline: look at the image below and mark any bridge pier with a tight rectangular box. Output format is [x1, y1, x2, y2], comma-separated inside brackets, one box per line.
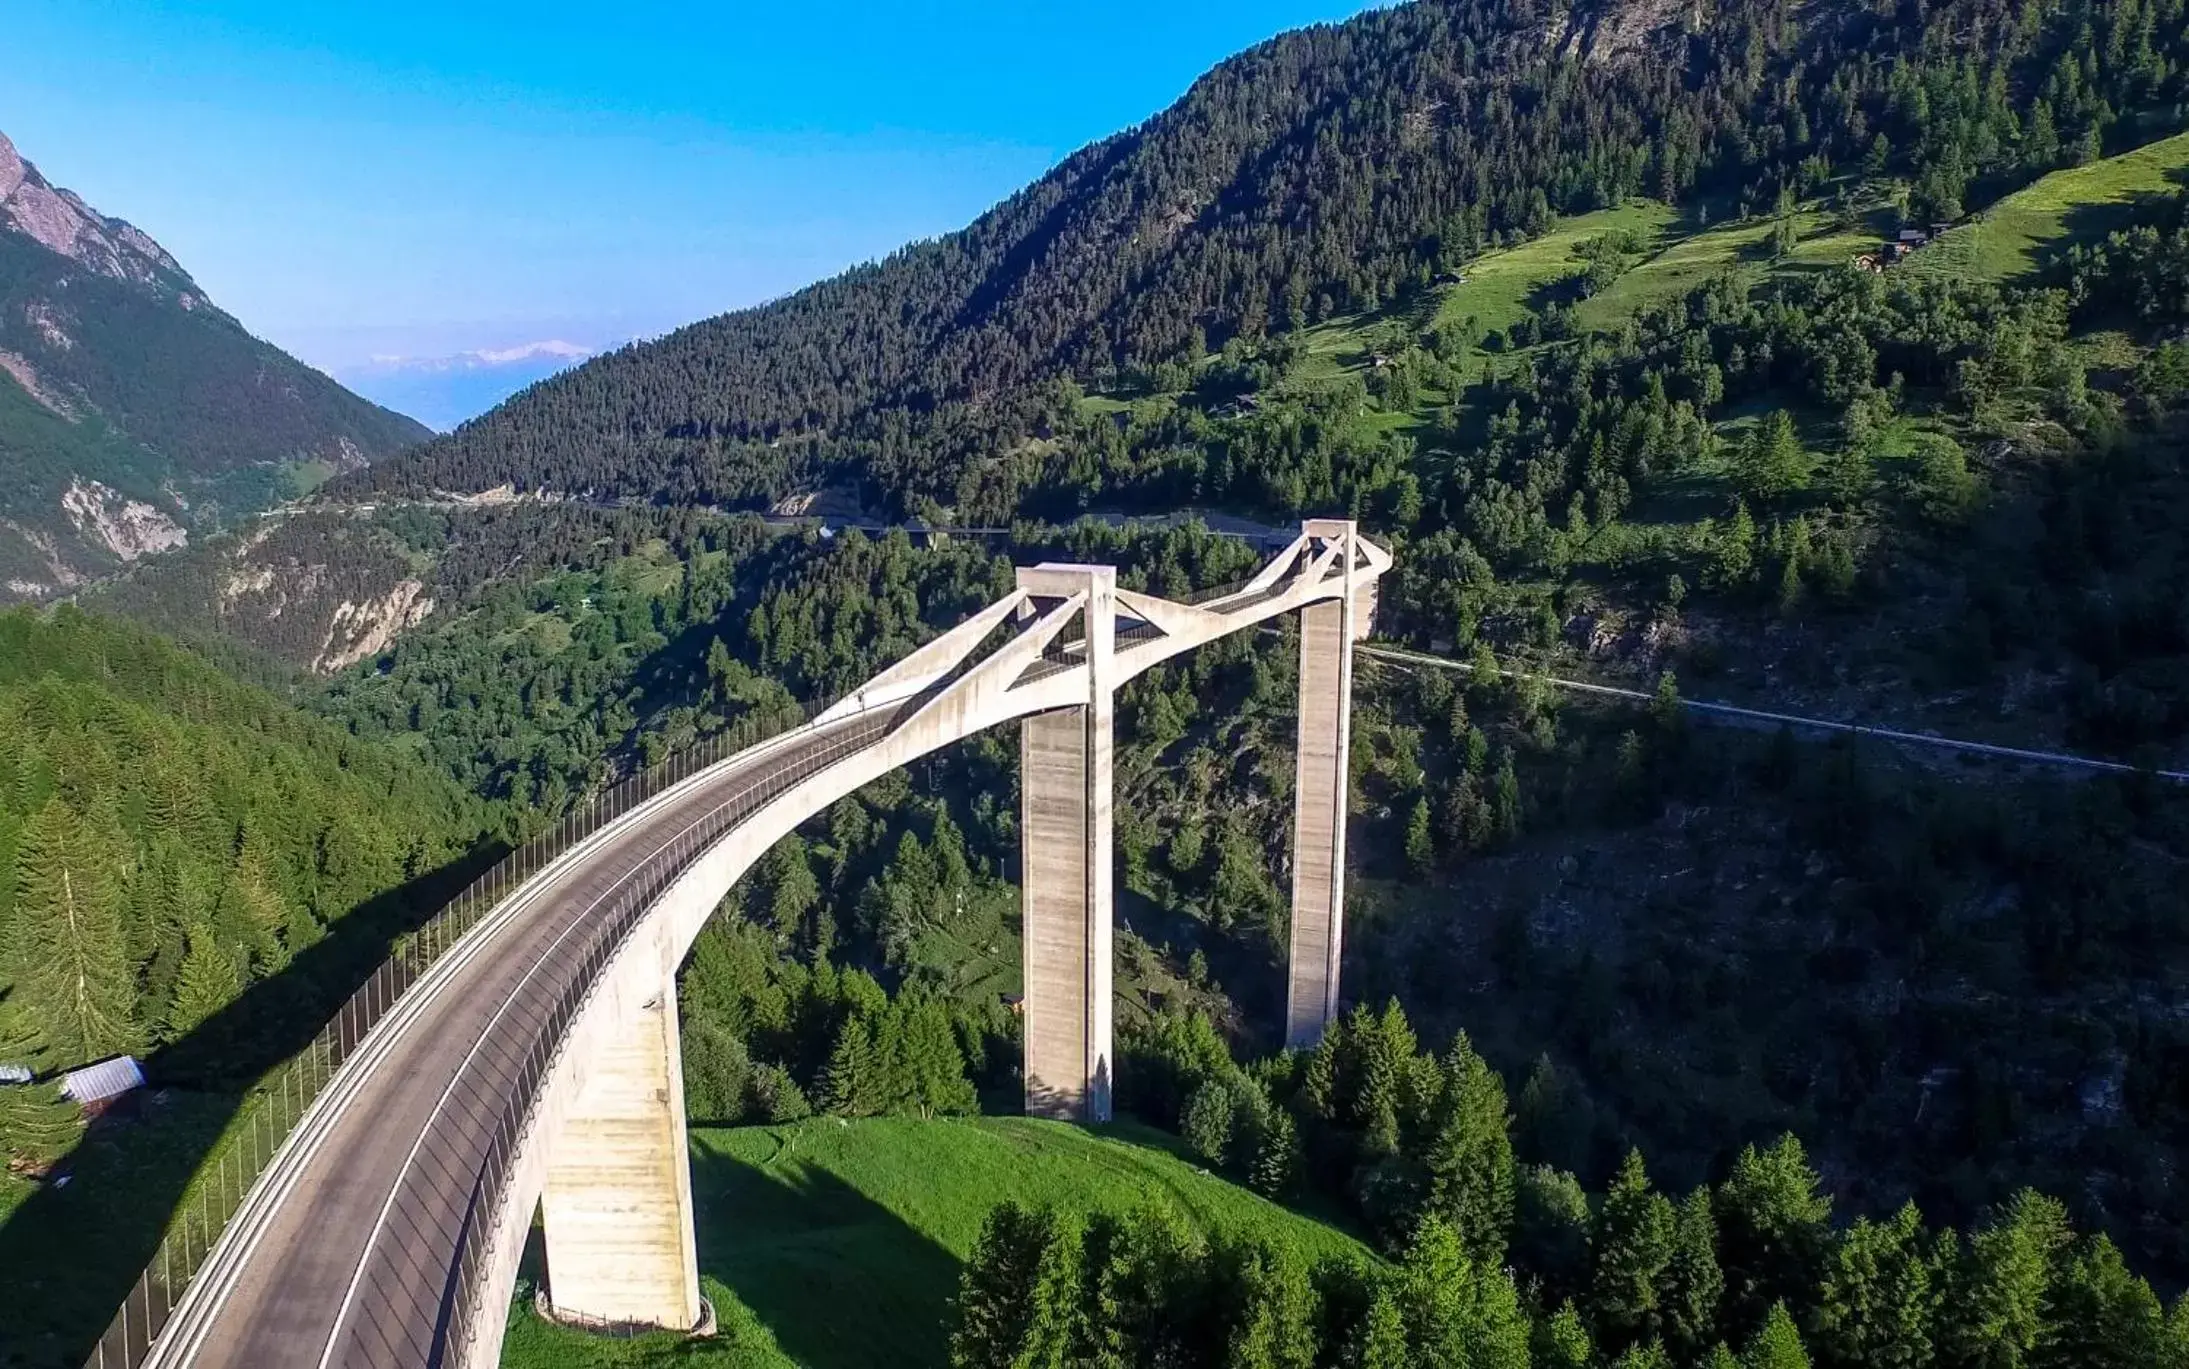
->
[539, 971, 704, 1331]
[1016, 564, 1116, 1122]
[1285, 520, 1361, 1048]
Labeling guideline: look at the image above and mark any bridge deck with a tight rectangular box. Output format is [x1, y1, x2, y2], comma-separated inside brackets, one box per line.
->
[134, 530, 1386, 1369]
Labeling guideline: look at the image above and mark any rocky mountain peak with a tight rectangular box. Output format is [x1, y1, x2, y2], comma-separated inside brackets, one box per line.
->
[0, 129, 195, 295]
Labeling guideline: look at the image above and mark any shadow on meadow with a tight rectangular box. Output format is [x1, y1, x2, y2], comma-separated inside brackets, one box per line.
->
[501, 1145, 962, 1369]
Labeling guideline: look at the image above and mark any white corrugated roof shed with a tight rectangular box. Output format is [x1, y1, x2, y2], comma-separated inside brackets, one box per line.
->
[60, 1055, 145, 1104]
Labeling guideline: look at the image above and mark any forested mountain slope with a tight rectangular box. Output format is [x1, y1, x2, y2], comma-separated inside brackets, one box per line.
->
[345, 0, 2185, 518]
[0, 130, 429, 603]
[0, 606, 488, 1165]
[23, 0, 2189, 1357]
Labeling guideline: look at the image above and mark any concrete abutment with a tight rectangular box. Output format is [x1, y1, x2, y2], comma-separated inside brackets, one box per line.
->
[539, 970, 704, 1332]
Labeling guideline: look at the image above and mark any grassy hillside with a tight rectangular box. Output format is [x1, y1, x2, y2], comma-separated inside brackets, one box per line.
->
[1902, 128, 2189, 282]
[499, 1117, 1373, 1369]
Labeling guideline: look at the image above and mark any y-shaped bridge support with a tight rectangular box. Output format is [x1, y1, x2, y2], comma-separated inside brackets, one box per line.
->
[1286, 519, 1361, 1048]
[1017, 565, 1117, 1122]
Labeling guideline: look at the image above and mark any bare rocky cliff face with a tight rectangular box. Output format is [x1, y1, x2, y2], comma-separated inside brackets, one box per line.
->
[0, 129, 430, 604]
[0, 131, 202, 302]
[60, 477, 188, 562]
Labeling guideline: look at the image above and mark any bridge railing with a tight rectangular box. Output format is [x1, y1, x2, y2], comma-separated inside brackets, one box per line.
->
[84, 697, 819, 1369]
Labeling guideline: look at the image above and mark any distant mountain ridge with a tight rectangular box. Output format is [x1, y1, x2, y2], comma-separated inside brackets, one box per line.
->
[335, 340, 595, 433]
[0, 129, 430, 602]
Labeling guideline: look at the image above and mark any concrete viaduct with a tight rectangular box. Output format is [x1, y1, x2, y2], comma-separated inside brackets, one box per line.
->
[112, 519, 1388, 1368]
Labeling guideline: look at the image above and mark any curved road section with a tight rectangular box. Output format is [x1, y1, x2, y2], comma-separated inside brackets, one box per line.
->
[129, 528, 1390, 1369]
[153, 707, 896, 1367]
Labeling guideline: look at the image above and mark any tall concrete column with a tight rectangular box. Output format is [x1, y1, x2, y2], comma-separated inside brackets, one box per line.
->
[1286, 521, 1358, 1049]
[1017, 564, 1115, 1122]
[540, 972, 703, 1330]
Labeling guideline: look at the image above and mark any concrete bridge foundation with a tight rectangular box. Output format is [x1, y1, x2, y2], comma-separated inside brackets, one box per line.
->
[539, 973, 704, 1331]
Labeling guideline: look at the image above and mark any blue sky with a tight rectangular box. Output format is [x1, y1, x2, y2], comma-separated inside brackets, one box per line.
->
[6, 1, 1376, 372]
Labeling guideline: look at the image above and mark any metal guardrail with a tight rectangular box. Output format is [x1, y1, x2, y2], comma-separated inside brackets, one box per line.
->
[85, 698, 818, 1368]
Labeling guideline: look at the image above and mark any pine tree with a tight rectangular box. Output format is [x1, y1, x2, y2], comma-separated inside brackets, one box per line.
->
[1396, 1215, 1473, 1369]
[769, 837, 822, 936]
[0, 1003, 81, 1163]
[1248, 1105, 1301, 1199]
[1535, 1302, 1594, 1369]
[1719, 501, 1758, 586]
[823, 1014, 879, 1116]
[1743, 1302, 1812, 1369]
[1220, 1238, 1316, 1369]
[1078, 1207, 1202, 1369]
[1813, 1201, 1936, 1369]
[1736, 410, 1808, 504]
[166, 921, 241, 1040]
[1517, 1164, 1595, 1308]
[283, 899, 325, 959]
[1615, 1341, 1676, 1369]
[10, 797, 140, 1062]
[1590, 1149, 1676, 1355]
[1661, 1187, 1725, 1355]
[1404, 798, 1435, 876]
[1350, 1000, 1417, 1158]
[1718, 1135, 1831, 1336]
[1462, 725, 1489, 776]
[1940, 1189, 2068, 1369]
[1351, 1287, 1412, 1369]
[1184, 1078, 1238, 1167]
[1021, 1212, 1083, 1369]
[949, 1202, 1079, 1369]
[2035, 1235, 2168, 1368]
[1469, 1264, 1534, 1369]
[1421, 1031, 1515, 1269]
[896, 993, 976, 1118]
[216, 859, 289, 976]
[1491, 753, 1522, 846]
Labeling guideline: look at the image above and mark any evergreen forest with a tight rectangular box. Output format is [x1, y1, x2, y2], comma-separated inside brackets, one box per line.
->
[8, 0, 2189, 1364]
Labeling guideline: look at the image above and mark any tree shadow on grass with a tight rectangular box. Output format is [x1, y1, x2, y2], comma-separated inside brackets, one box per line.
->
[2046, 171, 2189, 271]
[0, 842, 501, 1369]
[688, 1147, 961, 1369]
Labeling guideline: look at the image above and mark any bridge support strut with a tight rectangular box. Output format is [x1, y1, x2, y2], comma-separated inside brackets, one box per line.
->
[1017, 564, 1116, 1122]
[1285, 520, 1360, 1049]
[540, 970, 704, 1332]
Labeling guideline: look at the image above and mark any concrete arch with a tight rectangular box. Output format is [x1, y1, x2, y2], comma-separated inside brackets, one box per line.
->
[133, 522, 1387, 1369]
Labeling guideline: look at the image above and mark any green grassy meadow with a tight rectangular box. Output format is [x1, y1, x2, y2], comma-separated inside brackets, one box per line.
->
[499, 1116, 1374, 1369]
[1902, 129, 2189, 282]
[1428, 201, 1678, 340]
